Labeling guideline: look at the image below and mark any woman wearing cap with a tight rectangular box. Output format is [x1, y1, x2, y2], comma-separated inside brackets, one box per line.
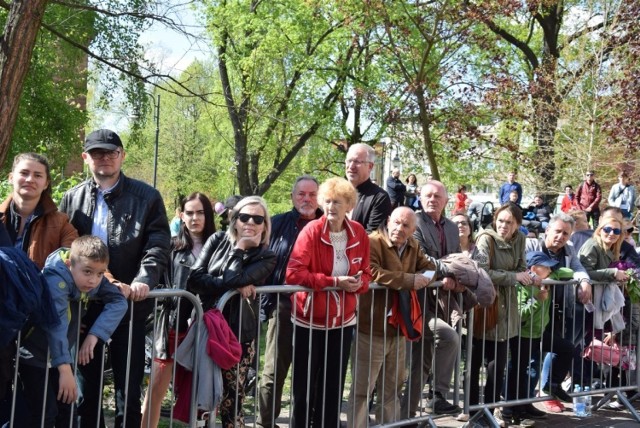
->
[286, 177, 371, 428]
[142, 192, 215, 428]
[188, 195, 276, 427]
[0, 153, 78, 268]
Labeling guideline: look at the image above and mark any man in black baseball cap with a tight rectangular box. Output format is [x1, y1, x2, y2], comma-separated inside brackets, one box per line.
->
[84, 129, 124, 152]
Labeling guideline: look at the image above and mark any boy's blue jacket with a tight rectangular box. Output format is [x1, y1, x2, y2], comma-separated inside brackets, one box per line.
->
[21, 248, 127, 368]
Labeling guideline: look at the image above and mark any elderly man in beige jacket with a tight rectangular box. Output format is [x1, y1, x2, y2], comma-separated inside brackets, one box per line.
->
[347, 207, 446, 427]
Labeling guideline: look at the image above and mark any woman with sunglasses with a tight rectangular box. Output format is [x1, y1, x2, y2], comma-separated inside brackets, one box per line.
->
[451, 210, 476, 257]
[286, 177, 371, 428]
[188, 195, 276, 427]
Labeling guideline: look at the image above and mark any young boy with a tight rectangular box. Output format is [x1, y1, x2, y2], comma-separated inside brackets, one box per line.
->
[18, 236, 127, 428]
[502, 251, 576, 424]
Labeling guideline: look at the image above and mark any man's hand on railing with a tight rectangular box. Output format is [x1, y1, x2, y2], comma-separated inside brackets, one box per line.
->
[238, 284, 257, 299]
[578, 280, 592, 304]
[130, 282, 150, 301]
[441, 277, 457, 291]
[413, 274, 431, 290]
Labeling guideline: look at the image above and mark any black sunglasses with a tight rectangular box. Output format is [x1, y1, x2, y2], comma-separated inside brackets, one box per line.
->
[602, 226, 621, 235]
[237, 213, 265, 225]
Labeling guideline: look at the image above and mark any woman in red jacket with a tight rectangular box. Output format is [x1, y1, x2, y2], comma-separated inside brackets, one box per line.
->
[286, 177, 371, 428]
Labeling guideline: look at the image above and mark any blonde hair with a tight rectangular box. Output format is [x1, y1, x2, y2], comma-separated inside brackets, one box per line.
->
[318, 177, 357, 210]
[70, 235, 109, 265]
[227, 196, 271, 246]
[594, 217, 623, 261]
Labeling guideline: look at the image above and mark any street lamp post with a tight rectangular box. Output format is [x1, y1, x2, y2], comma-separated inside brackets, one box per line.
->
[152, 94, 160, 189]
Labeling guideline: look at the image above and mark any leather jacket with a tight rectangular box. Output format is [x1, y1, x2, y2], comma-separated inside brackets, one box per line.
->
[59, 173, 171, 320]
[188, 231, 276, 341]
[154, 246, 196, 360]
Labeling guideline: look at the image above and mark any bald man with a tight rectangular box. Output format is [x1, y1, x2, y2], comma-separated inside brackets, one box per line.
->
[348, 207, 440, 427]
[386, 168, 406, 209]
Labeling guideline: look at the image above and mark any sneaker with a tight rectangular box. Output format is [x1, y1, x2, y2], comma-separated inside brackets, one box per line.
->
[542, 399, 564, 413]
[604, 400, 624, 411]
[542, 383, 572, 403]
[431, 395, 462, 415]
[519, 403, 547, 419]
[492, 408, 507, 428]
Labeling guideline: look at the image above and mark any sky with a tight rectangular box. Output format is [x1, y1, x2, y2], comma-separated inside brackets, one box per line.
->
[98, 1, 210, 131]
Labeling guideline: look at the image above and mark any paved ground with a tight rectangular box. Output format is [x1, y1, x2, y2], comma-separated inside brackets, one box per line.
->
[429, 395, 640, 427]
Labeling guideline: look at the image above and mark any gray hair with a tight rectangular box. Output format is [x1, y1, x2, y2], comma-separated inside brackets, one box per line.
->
[347, 143, 376, 163]
[547, 212, 575, 230]
[227, 195, 272, 246]
[291, 175, 319, 193]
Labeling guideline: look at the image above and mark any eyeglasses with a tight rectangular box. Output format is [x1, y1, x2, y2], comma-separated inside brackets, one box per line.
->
[627, 228, 634, 234]
[454, 221, 469, 227]
[602, 226, 621, 235]
[238, 213, 265, 225]
[88, 149, 121, 160]
[586, 173, 594, 176]
[345, 159, 371, 167]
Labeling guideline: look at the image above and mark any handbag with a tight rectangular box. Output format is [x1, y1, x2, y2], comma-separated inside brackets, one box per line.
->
[473, 236, 498, 334]
[583, 338, 636, 369]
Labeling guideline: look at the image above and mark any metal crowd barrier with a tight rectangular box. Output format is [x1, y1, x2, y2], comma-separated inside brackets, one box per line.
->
[5, 280, 640, 427]
[3, 289, 203, 428]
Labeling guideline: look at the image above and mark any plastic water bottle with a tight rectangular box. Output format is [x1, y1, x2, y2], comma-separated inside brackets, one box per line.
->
[573, 384, 587, 417]
[584, 386, 592, 416]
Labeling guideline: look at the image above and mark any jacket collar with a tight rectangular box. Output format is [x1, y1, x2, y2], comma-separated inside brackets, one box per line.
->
[319, 215, 359, 247]
[90, 172, 126, 200]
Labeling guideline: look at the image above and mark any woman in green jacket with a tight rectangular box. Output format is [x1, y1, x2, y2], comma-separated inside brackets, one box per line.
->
[470, 203, 533, 421]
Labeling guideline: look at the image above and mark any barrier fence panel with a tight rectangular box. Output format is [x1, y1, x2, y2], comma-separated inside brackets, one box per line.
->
[3, 289, 203, 428]
[7, 280, 640, 427]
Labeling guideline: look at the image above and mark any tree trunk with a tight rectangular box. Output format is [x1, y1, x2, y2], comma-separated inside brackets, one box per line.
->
[415, 86, 440, 180]
[0, 0, 49, 167]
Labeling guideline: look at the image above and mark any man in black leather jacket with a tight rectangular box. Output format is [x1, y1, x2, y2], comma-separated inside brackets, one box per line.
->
[59, 129, 170, 428]
[256, 175, 323, 428]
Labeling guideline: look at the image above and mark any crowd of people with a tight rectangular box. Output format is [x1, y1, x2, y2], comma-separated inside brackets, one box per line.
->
[0, 133, 638, 428]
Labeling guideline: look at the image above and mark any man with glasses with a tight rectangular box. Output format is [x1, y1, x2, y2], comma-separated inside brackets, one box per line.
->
[345, 143, 392, 233]
[576, 170, 602, 228]
[60, 129, 170, 428]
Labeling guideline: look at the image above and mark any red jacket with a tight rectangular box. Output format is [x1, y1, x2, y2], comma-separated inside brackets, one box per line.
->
[576, 181, 602, 211]
[561, 194, 576, 213]
[286, 216, 371, 329]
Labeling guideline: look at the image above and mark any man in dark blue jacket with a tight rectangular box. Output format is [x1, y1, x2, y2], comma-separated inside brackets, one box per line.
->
[256, 175, 322, 428]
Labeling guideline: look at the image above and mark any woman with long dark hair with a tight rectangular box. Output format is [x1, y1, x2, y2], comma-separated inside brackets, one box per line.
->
[142, 192, 215, 428]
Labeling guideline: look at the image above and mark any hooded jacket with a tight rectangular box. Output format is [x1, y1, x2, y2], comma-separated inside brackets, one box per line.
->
[286, 216, 371, 329]
[21, 248, 127, 368]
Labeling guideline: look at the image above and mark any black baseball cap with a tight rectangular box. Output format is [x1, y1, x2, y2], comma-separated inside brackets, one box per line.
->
[84, 129, 123, 152]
